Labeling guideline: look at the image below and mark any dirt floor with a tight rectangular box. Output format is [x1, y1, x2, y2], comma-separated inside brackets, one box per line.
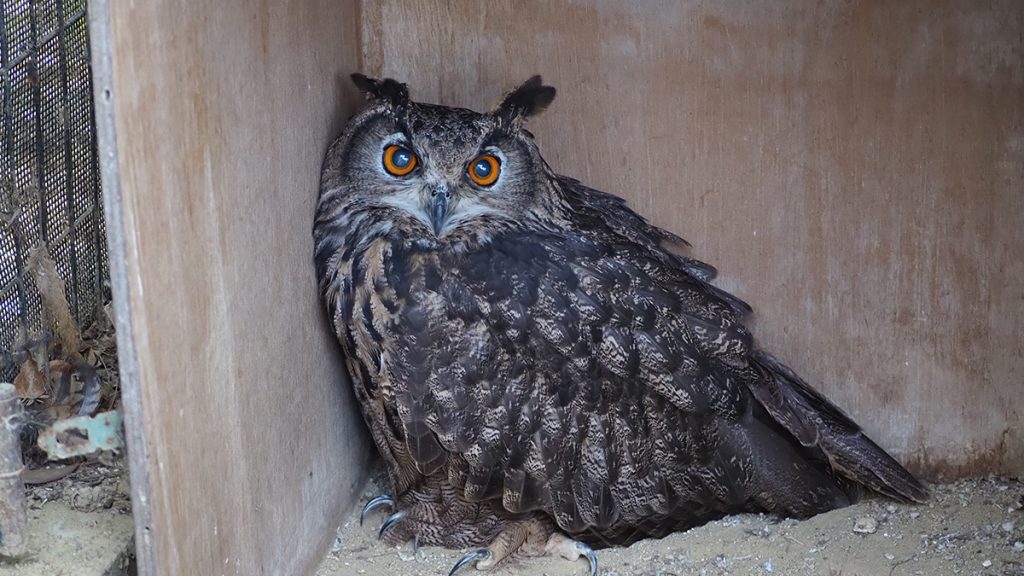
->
[0, 459, 134, 576]
[318, 475, 1024, 576]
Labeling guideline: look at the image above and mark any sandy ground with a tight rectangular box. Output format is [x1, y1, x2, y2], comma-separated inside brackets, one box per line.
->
[0, 501, 133, 576]
[0, 460, 134, 576]
[318, 476, 1024, 576]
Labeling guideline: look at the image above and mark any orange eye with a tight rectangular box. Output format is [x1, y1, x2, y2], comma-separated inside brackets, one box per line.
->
[383, 145, 417, 176]
[467, 155, 500, 187]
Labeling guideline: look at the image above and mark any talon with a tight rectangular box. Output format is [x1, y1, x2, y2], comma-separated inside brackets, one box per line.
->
[576, 541, 598, 576]
[359, 494, 394, 526]
[448, 548, 491, 576]
[378, 510, 408, 540]
[412, 534, 419, 555]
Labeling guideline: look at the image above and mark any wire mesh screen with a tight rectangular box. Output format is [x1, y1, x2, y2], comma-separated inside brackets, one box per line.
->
[0, 0, 105, 381]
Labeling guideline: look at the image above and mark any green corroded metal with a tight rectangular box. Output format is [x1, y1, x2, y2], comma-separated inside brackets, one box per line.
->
[38, 409, 123, 460]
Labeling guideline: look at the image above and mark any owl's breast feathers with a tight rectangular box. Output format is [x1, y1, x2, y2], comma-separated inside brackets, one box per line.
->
[315, 179, 926, 542]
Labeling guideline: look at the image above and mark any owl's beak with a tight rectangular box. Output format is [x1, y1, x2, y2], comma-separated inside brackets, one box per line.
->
[429, 183, 450, 235]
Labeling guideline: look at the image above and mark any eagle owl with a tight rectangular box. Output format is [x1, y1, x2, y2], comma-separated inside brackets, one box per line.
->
[314, 75, 926, 575]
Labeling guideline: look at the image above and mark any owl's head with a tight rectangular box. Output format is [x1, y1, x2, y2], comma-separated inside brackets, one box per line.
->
[321, 74, 560, 240]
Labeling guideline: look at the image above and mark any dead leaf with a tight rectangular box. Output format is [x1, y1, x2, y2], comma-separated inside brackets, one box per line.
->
[23, 463, 79, 485]
[43, 403, 76, 423]
[27, 243, 82, 359]
[14, 357, 46, 400]
[49, 359, 73, 405]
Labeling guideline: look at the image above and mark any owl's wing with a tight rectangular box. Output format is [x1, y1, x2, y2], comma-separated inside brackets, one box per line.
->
[559, 177, 924, 501]
[557, 176, 751, 315]
[382, 179, 924, 538]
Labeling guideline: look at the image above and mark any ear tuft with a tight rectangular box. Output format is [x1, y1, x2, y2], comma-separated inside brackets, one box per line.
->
[351, 73, 410, 107]
[495, 75, 556, 125]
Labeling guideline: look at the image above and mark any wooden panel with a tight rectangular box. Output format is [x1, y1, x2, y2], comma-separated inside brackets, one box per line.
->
[362, 0, 1024, 479]
[92, 1, 369, 574]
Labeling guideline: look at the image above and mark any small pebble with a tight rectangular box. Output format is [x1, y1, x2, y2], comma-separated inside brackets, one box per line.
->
[909, 511, 921, 519]
[981, 559, 992, 567]
[1014, 541, 1024, 552]
[853, 516, 878, 534]
[885, 553, 895, 561]
[1002, 521, 1015, 533]
[762, 558, 774, 572]
[885, 504, 897, 514]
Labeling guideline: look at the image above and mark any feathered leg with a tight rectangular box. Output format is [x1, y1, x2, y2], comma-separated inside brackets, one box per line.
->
[357, 480, 599, 575]
[447, 516, 597, 576]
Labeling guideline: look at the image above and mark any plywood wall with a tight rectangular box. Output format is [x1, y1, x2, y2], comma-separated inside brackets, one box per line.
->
[92, 1, 1021, 574]
[360, 0, 1024, 479]
[91, 1, 368, 574]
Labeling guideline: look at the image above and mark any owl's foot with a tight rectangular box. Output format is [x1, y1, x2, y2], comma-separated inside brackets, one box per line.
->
[359, 492, 598, 574]
[359, 494, 394, 527]
[447, 520, 598, 576]
[359, 494, 413, 543]
[543, 533, 599, 576]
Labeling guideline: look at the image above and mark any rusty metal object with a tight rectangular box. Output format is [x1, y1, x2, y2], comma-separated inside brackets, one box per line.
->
[37, 410, 124, 460]
[0, 383, 27, 556]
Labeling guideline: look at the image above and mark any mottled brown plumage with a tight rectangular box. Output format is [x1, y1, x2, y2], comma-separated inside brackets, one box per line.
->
[313, 75, 926, 571]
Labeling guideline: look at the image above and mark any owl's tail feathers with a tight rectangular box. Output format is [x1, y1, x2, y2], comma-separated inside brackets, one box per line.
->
[748, 351, 928, 504]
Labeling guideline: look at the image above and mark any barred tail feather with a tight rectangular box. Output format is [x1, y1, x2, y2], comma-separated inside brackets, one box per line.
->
[749, 351, 928, 504]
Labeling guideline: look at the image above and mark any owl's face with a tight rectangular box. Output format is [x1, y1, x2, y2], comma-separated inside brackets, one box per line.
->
[328, 75, 559, 240]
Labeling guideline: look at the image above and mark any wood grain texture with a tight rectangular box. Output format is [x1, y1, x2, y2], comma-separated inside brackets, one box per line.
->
[96, 1, 368, 574]
[361, 0, 1024, 479]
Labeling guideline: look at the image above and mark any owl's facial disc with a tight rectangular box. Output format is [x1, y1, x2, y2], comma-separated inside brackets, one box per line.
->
[425, 175, 501, 237]
[373, 135, 509, 236]
[344, 104, 547, 238]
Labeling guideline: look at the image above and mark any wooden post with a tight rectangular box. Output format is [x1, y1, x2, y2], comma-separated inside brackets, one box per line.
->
[0, 383, 27, 557]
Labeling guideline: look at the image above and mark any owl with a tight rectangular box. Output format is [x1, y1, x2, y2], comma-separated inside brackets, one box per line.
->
[313, 75, 926, 576]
